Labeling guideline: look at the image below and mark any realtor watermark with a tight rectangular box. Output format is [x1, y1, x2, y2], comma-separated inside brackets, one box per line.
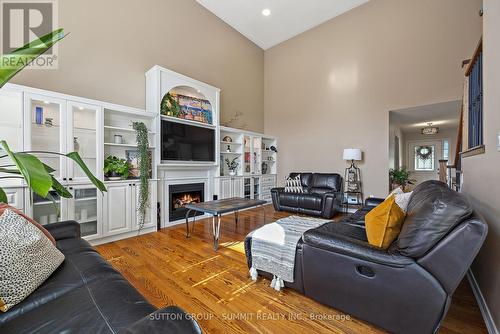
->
[0, 0, 59, 69]
[149, 311, 352, 322]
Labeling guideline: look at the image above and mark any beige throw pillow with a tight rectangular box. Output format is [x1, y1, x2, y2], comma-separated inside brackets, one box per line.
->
[0, 209, 65, 312]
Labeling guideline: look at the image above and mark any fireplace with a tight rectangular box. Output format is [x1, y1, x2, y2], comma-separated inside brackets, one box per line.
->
[169, 183, 205, 222]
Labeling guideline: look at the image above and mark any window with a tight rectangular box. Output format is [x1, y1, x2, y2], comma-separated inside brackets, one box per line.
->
[468, 49, 483, 148]
[414, 145, 435, 171]
[443, 140, 450, 160]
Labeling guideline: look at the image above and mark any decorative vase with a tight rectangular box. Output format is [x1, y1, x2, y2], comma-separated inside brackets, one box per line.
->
[114, 135, 123, 144]
[73, 137, 80, 152]
[229, 170, 236, 176]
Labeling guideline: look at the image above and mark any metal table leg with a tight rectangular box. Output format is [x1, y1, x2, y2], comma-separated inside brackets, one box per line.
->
[262, 204, 266, 224]
[213, 214, 221, 251]
[185, 209, 193, 238]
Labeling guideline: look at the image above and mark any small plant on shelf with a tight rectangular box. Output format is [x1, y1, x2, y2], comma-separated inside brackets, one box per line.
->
[225, 157, 239, 176]
[103, 156, 129, 180]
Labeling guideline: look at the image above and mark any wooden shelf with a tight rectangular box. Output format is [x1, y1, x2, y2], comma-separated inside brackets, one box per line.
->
[104, 142, 155, 149]
[104, 125, 155, 134]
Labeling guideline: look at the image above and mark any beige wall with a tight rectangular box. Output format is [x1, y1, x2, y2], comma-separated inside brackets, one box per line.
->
[11, 0, 264, 132]
[462, 0, 500, 329]
[264, 0, 482, 196]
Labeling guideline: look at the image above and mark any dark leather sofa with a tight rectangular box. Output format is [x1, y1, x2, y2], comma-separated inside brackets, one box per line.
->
[0, 221, 201, 334]
[271, 172, 342, 219]
[246, 180, 488, 334]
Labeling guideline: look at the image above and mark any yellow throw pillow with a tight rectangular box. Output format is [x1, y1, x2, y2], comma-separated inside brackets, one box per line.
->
[365, 195, 405, 249]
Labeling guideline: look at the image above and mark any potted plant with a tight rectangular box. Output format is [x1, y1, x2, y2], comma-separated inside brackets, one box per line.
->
[104, 156, 129, 180]
[389, 167, 416, 191]
[225, 157, 239, 176]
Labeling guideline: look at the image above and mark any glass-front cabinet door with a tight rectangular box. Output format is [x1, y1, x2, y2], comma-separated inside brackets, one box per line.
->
[67, 102, 101, 182]
[253, 137, 262, 174]
[67, 185, 99, 238]
[32, 190, 62, 225]
[253, 177, 261, 199]
[243, 177, 252, 199]
[244, 135, 252, 174]
[25, 94, 67, 180]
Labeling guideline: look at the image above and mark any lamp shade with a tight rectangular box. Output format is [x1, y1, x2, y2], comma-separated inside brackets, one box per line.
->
[343, 148, 362, 161]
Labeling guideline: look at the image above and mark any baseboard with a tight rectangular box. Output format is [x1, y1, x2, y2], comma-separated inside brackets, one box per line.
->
[467, 269, 499, 334]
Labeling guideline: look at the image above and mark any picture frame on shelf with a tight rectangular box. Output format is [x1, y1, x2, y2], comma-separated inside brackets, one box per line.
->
[126, 150, 152, 179]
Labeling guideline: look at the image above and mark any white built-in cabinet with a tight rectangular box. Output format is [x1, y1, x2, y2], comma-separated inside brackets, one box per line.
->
[0, 84, 158, 245]
[219, 177, 243, 199]
[103, 180, 157, 237]
[217, 126, 278, 202]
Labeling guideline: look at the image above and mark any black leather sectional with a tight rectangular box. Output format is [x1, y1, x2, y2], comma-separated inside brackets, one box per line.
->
[0, 221, 201, 334]
[246, 180, 488, 334]
[271, 172, 343, 218]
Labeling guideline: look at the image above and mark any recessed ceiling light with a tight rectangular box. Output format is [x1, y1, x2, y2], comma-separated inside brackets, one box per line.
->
[262, 9, 271, 16]
[43, 101, 50, 104]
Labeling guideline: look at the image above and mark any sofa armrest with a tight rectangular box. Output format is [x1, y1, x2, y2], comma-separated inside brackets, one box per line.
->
[321, 192, 341, 218]
[44, 220, 81, 241]
[303, 226, 414, 268]
[271, 187, 284, 194]
[271, 187, 285, 211]
[123, 306, 202, 334]
[365, 197, 385, 207]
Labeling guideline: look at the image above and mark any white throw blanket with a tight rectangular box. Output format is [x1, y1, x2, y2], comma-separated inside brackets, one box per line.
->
[249, 215, 330, 291]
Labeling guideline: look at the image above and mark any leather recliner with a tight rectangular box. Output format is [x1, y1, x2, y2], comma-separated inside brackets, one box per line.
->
[246, 180, 488, 334]
[0, 221, 202, 334]
[271, 172, 343, 219]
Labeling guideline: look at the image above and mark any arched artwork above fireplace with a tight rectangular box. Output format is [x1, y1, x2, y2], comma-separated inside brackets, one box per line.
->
[160, 85, 213, 125]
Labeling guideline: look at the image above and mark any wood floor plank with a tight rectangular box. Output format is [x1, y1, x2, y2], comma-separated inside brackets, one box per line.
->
[95, 205, 487, 334]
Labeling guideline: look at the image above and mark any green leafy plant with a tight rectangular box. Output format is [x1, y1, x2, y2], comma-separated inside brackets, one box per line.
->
[160, 92, 180, 117]
[0, 28, 106, 205]
[132, 122, 150, 230]
[103, 156, 129, 179]
[389, 167, 416, 189]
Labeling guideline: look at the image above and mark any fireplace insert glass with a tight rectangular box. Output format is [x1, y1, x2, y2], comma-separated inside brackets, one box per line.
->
[169, 183, 205, 222]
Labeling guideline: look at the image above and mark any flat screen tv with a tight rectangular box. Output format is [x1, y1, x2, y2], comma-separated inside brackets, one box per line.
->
[161, 120, 215, 162]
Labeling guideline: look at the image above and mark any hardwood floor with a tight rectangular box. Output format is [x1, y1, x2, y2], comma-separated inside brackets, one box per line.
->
[95, 205, 487, 334]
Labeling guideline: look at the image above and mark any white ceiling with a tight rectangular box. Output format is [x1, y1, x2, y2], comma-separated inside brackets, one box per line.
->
[196, 0, 370, 50]
[390, 100, 462, 134]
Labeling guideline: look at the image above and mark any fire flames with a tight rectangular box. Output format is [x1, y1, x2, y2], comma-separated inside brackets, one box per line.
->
[173, 193, 201, 209]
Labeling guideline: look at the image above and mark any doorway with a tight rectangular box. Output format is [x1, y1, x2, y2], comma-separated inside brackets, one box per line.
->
[389, 100, 460, 190]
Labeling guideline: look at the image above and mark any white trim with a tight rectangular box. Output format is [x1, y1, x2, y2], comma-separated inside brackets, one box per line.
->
[88, 226, 156, 246]
[467, 269, 499, 334]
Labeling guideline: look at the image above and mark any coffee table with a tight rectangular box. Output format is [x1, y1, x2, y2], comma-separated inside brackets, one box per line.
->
[185, 197, 267, 250]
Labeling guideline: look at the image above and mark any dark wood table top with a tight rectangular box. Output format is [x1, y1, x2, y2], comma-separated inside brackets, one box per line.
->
[185, 197, 267, 215]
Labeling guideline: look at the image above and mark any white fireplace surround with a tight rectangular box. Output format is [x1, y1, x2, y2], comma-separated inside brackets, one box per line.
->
[159, 167, 215, 227]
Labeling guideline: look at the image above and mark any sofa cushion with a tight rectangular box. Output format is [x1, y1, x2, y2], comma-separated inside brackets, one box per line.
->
[365, 195, 405, 249]
[397, 181, 473, 258]
[0, 238, 122, 325]
[289, 172, 313, 188]
[0, 274, 156, 333]
[279, 192, 300, 208]
[310, 173, 342, 194]
[298, 193, 323, 211]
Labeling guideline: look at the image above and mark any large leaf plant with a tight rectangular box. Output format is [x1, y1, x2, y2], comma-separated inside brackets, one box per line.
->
[0, 28, 106, 205]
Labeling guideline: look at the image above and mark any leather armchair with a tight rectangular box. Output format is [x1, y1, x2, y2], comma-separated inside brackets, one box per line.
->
[271, 172, 342, 219]
[248, 181, 488, 334]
